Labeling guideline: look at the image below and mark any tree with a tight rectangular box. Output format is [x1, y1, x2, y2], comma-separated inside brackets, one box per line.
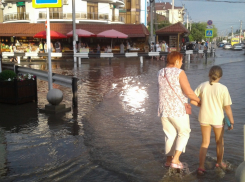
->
[188, 22, 217, 42]
[147, 21, 171, 35]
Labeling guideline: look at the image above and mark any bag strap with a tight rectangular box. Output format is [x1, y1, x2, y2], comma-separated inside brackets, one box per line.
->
[164, 68, 185, 105]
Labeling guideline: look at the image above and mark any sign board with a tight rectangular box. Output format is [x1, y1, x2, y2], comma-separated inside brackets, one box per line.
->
[207, 20, 213, 26]
[32, 0, 62, 8]
[206, 25, 213, 29]
[205, 29, 213, 37]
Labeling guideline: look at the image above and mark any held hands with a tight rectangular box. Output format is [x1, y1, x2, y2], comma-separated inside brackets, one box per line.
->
[190, 99, 201, 107]
[228, 124, 234, 130]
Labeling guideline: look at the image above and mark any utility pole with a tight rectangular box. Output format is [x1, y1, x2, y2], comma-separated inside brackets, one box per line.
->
[72, 0, 77, 63]
[153, 0, 158, 32]
[190, 18, 192, 31]
[240, 20, 242, 43]
[150, 0, 154, 43]
[231, 26, 233, 38]
[186, 14, 188, 29]
[172, 0, 174, 24]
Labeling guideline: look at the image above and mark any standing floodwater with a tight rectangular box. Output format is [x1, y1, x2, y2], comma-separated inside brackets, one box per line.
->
[0, 49, 245, 181]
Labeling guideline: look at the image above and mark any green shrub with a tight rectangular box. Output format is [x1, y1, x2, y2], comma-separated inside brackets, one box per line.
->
[0, 70, 16, 81]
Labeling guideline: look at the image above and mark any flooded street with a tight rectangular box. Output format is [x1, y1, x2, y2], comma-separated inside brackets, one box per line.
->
[1, 48, 245, 182]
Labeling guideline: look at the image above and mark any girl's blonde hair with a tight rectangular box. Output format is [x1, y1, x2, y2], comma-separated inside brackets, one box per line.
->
[209, 66, 223, 85]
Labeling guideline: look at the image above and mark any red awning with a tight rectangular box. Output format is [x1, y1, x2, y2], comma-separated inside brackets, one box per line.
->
[33, 30, 67, 39]
[97, 29, 128, 38]
[66, 29, 95, 37]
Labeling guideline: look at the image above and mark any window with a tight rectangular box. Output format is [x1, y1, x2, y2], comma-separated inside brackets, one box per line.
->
[87, 2, 98, 20]
[49, 8, 63, 19]
[16, 2, 26, 20]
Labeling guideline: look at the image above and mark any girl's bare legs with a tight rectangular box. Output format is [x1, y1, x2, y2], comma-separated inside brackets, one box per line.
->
[199, 125, 212, 170]
[213, 126, 224, 165]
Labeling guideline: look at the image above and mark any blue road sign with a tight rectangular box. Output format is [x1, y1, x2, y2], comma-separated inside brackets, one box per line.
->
[205, 29, 213, 37]
[32, 0, 62, 8]
[36, 0, 57, 3]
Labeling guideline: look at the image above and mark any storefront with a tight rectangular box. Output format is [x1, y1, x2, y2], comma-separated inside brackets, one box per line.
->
[0, 23, 150, 53]
[155, 22, 189, 52]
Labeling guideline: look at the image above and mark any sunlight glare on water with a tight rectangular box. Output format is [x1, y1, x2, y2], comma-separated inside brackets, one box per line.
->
[119, 76, 148, 113]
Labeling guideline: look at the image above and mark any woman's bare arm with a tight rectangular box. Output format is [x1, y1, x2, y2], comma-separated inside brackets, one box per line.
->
[179, 71, 200, 103]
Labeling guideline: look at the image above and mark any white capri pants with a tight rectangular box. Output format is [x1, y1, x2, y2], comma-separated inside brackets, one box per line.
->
[161, 114, 191, 156]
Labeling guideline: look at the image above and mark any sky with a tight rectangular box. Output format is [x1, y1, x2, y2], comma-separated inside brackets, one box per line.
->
[159, 0, 245, 36]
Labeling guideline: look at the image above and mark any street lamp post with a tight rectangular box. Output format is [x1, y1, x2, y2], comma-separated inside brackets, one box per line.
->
[231, 26, 233, 38]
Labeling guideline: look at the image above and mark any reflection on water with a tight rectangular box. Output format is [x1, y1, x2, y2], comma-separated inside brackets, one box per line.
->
[1, 51, 245, 181]
[120, 76, 148, 113]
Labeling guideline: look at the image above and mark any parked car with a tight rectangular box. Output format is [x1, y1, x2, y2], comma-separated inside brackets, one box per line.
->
[218, 42, 224, 47]
[232, 43, 242, 50]
[223, 43, 232, 49]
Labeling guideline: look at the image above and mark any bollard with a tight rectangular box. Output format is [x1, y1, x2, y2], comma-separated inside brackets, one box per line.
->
[187, 54, 190, 64]
[78, 57, 81, 65]
[17, 56, 20, 64]
[235, 125, 245, 182]
[0, 53, 2, 73]
[74, 62, 77, 69]
[74, 56, 77, 63]
[204, 50, 207, 64]
[140, 56, 143, 63]
[212, 48, 215, 57]
[72, 77, 78, 108]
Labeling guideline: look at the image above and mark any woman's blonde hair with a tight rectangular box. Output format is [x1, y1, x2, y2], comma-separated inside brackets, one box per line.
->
[167, 51, 183, 65]
[209, 66, 223, 85]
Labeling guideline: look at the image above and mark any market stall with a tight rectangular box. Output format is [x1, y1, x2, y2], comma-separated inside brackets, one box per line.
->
[0, 23, 150, 55]
[155, 22, 190, 52]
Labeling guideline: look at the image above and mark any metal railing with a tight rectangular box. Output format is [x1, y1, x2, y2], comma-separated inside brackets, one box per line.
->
[38, 11, 123, 22]
[1, 63, 78, 107]
[4, 12, 29, 22]
[39, 12, 87, 19]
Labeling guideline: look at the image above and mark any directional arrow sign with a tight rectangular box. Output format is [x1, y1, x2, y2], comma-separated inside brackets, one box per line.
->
[205, 29, 213, 38]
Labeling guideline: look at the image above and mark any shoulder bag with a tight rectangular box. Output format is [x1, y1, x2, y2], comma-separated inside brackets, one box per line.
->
[164, 68, 192, 115]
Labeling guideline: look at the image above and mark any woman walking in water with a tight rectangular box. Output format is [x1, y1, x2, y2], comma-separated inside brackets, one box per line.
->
[191, 66, 234, 175]
[158, 51, 200, 169]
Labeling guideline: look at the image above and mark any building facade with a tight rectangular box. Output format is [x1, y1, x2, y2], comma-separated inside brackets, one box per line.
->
[119, 0, 140, 24]
[147, 2, 185, 24]
[0, 0, 125, 24]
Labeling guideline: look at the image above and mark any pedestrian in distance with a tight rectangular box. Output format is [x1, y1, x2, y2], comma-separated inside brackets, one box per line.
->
[156, 41, 161, 61]
[97, 44, 100, 54]
[165, 42, 169, 52]
[150, 42, 155, 61]
[194, 41, 200, 59]
[39, 42, 43, 53]
[158, 51, 200, 170]
[126, 41, 130, 53]
[160, 41, 166, 61]
[55, 41, 61, 53]
[200, 42, 205, 58]
[191, 66, 234, 175]
[26, 46, 32, 62]
[44, 42, 47, 53]
[120, 42, 125, 53]
[9, 43, 17, 63]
